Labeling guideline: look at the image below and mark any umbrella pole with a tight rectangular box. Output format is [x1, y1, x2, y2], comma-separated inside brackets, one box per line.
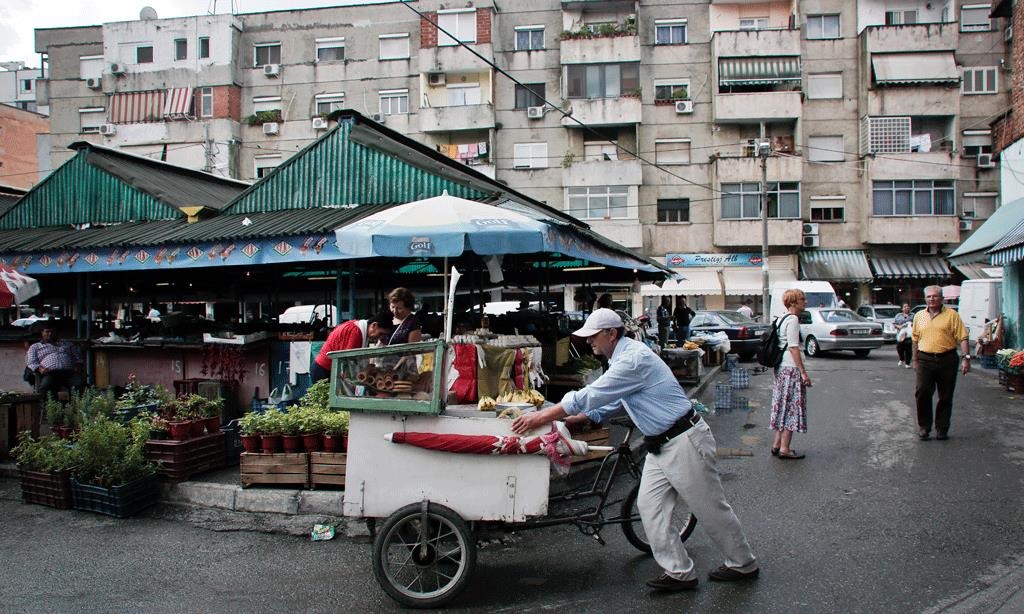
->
[443, 256, 448, 323]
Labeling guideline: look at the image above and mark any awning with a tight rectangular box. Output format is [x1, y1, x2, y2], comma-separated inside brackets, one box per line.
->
[163, 87, 194, 119]
[953, 262, 1003, 279]
[640, 270, 722, 296]
[800, 250, 873, 282]
[109, 90, 166, 124]
[870, 255, 951, 278]
[722, 268, 763, 295]
[719, 56, 801, 86]
[989, 218, 1024, 265]
[872, 52, 959, 85]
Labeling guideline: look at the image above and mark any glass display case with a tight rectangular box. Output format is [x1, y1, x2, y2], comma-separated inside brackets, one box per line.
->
[328, 340, 448, 415]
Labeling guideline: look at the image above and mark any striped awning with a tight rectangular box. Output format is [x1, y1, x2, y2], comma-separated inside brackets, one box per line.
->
[163, 87, 195, 119]
[800, 250, 873, 282]
[722, 268, 763, 295]
[988, 218, 1024, 265]
[640, 270, 722, 296]
[719, 56, 801, 86]
[871, 255, 951, 278]
[872, 52, 959, 85]
[109, 91, 166, 124]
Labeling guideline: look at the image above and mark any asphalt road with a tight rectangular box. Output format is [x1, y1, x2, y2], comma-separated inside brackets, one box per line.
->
[2, 344, 1023, 613]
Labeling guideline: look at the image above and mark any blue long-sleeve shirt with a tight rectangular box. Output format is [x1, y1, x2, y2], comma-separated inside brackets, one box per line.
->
[561, 336, 691, 437]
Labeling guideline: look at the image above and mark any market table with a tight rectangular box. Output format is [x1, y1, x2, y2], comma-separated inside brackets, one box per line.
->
[0, 392, 42, 459]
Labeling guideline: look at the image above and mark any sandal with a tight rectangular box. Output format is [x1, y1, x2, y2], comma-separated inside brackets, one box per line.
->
[778, 450, 805, 459]
[770, 447, 780, 456]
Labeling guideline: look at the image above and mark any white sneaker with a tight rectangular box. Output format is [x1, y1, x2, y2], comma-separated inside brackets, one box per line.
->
[898, 361, 904, 367]
[905, 363, 912, 369]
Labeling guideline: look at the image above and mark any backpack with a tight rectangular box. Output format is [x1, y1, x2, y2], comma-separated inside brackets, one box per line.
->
[758, 315, 793, 368]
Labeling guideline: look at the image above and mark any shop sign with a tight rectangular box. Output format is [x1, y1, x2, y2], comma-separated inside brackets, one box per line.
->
[665, 253, 762, 268]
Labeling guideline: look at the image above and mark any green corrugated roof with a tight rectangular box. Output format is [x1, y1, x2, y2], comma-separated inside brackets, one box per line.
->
[0, 143, 249, 230]
[949, 197, 1024, 264]
[226, 118, 490, 214]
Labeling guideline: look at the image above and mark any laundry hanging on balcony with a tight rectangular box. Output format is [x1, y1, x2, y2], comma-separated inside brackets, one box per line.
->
[718, 56, 801, 86]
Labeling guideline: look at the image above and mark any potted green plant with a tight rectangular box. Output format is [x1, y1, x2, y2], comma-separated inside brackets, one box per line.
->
[280, 410, 303, 453]
[11, 433, 76, 509]
[259, 409, 285, 453]
[147, 414, 170, 440]
[45, 395, 74, 439]
[322, 411, 350, 453]
[69, 417, 159, 518]
[295, 406, 324, 452]
[238, 412, 263, 453]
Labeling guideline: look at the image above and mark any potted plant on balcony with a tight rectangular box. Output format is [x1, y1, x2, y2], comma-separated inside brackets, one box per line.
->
[11, 433, 76, 509]
[245, 109, 283, 126]
[69, 417, 159, 518]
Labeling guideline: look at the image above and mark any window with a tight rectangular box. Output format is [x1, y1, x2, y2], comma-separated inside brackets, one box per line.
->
[654, 79, 689, 102]
[885, 10, 918, 25]
[566, 63, 640, 99]
[807, 14, 840, 39]
[962, 67, 998, 94]
[254, 43, 281, 67]
[808, 136, 845, 162]
[253, 96, 281, 113]
[254, 155, 281, 179]
[438, 9, 477, 46]
[739, 17, 769, 30]
[809, 197, 846, 222]
[316, 37, 345, 62]
[962, 130, 993, 156]
[136, 46, 154, 64]
[79, 55, 104, 80]
[655, 19, 687, 45]
[961, 4, 993, 32]
[514, 83, 546, 109]
[721, 182, 801, 219]
[872, 180, 956, 216]
[962, 193, 997, 218]
[379, 34, 410, 60]
[20, 79, 32, 92]
[567, 186, 629, 219]
[200, 87, 214, 118]
[174, 39, 187, 61]
[447, 84, 481, 106]
[515, 26, 544, 51]
[513, 143, 548, 169]
[655, 139, 691, 165]
[379, 89, 409, 115]
[658, 199, 690, 223]
[198, 37, 210, 59]
[315, 93, 345, 116]
[806, 73, 842, 99]
[78, 107, 105, 133]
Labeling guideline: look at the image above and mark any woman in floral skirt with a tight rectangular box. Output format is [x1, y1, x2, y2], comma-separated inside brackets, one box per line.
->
[770, 288, 812, 459]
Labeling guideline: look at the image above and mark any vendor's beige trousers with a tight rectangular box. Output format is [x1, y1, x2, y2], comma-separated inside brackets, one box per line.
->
[638, 419, 758, 580]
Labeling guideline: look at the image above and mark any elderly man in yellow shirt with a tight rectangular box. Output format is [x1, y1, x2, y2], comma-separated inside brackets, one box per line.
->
[911, 285, 970, 441]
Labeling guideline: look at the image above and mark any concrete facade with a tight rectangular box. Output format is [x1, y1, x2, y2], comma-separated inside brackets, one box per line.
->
[0, 63, 46, 115]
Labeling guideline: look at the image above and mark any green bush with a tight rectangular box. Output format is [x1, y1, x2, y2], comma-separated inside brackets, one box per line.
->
[71, 417, 155, 487]
[11, 433, 75, 472]
[322, 411, 350, 436]
[298, 379, 332, 413]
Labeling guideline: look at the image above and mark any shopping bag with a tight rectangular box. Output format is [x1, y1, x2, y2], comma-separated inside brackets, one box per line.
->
[730, 368, 749, 390]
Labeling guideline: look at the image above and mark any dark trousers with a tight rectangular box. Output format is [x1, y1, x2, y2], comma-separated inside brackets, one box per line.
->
[896, 340, 913, 363]
[658, 325, 669, 347]
[915, 351, 958, 435]
[35, 369, 85, 398]
[311, 362, 331, 382]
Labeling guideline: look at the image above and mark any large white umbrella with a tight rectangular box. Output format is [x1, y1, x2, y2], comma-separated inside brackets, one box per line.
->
[0, 263, 40, 308]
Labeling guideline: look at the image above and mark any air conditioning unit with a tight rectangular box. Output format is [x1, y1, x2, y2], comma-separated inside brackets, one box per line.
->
[526, 106, 545, 119]
[977, 153, 995, 168]
[802, 235, 820, 248]
[263, 63, 280, 77]
[919, 243, 938, 256]
[674, 100, 693, 114]
[959, 219, 974, 231]
[98, 123, 116, 136]
[370, 112, 384, 122]
[802, 222, 820, 236]
[110, 63, 126, 75]
[262, 122, 280, 135]
[311, 117, 329, 130]
[86, 77, 102, 90]
[427, 72, 446, 86]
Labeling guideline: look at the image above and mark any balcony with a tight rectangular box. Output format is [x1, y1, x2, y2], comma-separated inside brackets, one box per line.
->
[715, 154, 802, 183]
[714, 91, 802, 122]
[561, 96, 641, 127]
[588, 219, 643, 249]
[864, 216, 960, 244]
[714, 219, 803, 247]
[563, 159, 642, 187]
[862, 22, 957, 54]
[419, 104, 496, 133]
[712, 29, 800, 58]
[560, 33, 640, 65]
[865, 151, 958, 179]
[419, 44, 494, 73]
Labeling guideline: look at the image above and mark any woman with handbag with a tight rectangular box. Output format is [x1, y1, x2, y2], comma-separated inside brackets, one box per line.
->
[769, 289, 811, 460]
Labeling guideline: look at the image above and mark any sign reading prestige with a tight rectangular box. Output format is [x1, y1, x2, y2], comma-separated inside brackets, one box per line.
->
[665, 253, 763, 267]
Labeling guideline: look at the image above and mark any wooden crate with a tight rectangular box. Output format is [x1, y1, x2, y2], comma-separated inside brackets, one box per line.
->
[309, 452, 347, 488]
[570, 427, 612, 465]
[239, 452, 309, 488]
[145, 432, 226, 482]
[1, 394, 42, 460]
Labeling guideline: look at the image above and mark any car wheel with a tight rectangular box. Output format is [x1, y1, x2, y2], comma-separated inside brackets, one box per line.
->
[804, 336, 820, 357]
[854, 349, 871, 358]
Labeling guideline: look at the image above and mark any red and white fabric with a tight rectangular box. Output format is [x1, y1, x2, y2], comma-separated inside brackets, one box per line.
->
[0, 263, 40, 308]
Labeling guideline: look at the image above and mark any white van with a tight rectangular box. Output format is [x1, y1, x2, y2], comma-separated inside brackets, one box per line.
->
[278, 304, 340, 326]
[769, 281, 838, 320]
[958, 279, 1002, 341]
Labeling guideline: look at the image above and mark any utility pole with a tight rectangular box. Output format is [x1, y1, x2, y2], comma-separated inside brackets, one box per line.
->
[759, 123, 770, 323]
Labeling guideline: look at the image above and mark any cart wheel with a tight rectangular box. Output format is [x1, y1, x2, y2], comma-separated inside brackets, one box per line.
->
[372, 502, 476, 609]
[621, 483, 697, 554]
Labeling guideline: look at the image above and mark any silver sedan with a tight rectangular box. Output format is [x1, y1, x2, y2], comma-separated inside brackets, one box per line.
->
[799, 308, 884, 358]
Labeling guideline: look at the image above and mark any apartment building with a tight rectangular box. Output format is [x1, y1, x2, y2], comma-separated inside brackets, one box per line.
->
[0, 62, 47, 115]
[32, 1, 1009, 310]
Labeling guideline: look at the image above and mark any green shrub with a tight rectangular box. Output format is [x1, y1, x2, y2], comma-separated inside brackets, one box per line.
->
[72, 417, 155, 487]
[11, 433, 75, 472]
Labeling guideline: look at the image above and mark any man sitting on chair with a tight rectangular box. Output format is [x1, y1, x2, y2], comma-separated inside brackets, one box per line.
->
[26, 323, 84, 397]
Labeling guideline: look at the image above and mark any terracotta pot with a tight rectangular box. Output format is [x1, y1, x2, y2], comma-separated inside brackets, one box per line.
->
[168, 421, 192, 441]
[342, 434, 349, 453]
[260, 433, 281, 453]
[240, 434, 261, 453]
[282, 434, 303, 453]
[302, 432, 323, 452]
[190, 419, 207, 437]
[204, 416, 221, 433]
[322, 434, 342, 453]
[55, 425, 74, 440]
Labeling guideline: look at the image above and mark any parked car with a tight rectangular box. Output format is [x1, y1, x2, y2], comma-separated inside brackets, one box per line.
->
[689, 310, 771, 361]
[855, 304, 902, 342]
[798, 308, 884, 358]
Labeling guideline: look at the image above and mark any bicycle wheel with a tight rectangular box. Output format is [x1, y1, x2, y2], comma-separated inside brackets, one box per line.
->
[621, 483, 697, 554]
[372, 503, 476, 609]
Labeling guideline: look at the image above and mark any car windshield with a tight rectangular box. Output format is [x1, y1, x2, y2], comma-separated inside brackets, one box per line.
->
[821, 309, 865, 323]
[873, 307, 901, 318]
[717, 311, 753, 324]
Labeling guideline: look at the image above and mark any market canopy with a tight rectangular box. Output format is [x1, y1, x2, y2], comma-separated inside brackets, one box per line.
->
[640, 271, 721, 296]
[988, 217, 1024, 265]
[870, 255, 950, 278]
[949, 197, 1024, 265]
[800, 250, 873, 282]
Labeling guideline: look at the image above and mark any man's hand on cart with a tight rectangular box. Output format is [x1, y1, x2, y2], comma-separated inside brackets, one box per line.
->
[511, 403, 568, 434]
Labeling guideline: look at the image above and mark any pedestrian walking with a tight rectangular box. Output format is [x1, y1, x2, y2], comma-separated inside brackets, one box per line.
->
[912, 285, 969, 441]
[893, 303, 913, 368]
[673, 297, 695, 344]
[769, 289, 811, 459]
[656, 297, 672, 347]
[512, 309, 759, 592]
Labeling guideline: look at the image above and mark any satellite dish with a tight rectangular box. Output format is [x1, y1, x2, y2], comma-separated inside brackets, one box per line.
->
[140, 6, 158, 20]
